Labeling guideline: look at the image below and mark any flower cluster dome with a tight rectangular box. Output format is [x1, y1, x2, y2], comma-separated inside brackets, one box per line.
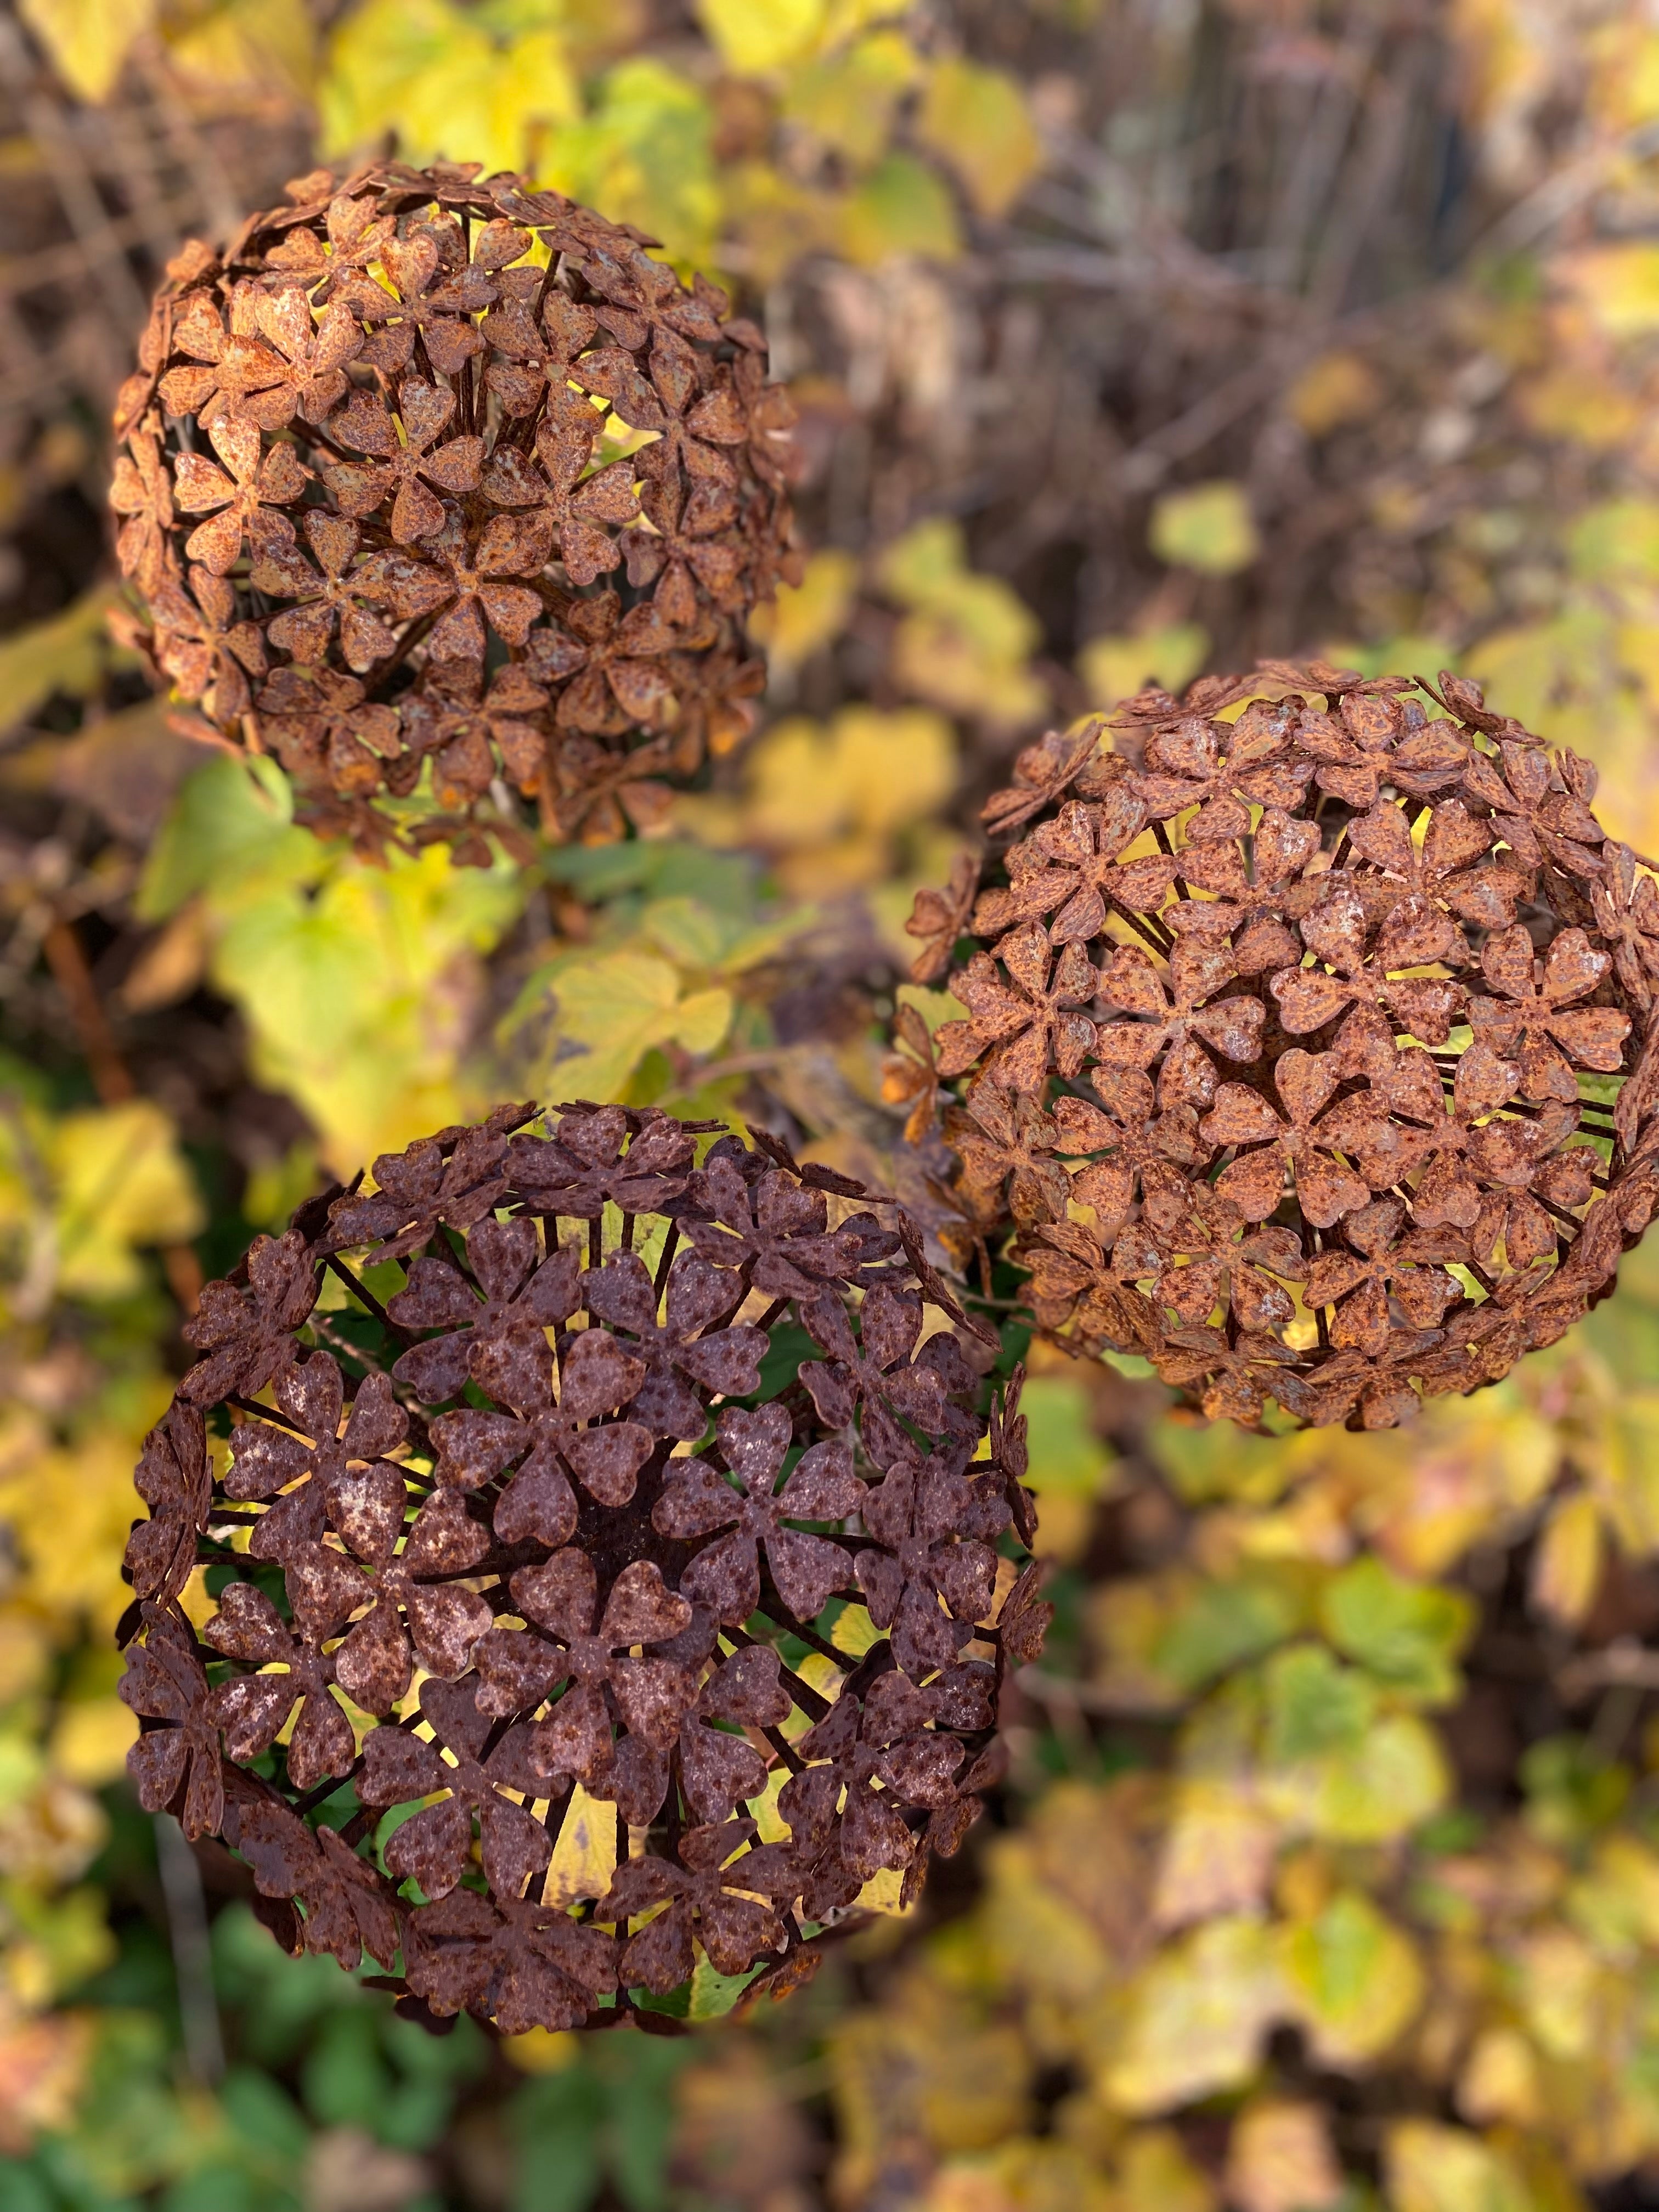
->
[898, 663, 1659, 1429]
[120, 1103, 1043, 2030]
[110, 160, 797, 860]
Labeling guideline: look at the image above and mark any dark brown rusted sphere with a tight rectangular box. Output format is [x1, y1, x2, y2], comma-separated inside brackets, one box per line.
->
[119, 1104, 1044, 2033]
[109, 160, 796, 861]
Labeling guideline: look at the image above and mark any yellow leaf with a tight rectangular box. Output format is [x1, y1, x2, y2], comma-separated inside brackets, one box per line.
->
[1226, 2102, 1344, 2212]
[49, 1102, 204, 1301]
[748, 548, 860, 672]
[926, 2141, 1114, 2212]
[0, 586, 120, 735]
[1152, 1782, 1278, 1932]
[839, 154, 961, 266]
[48, 1697, 136, 1788]
[120, 902, 209, 1014]
[915, 58, 1042, 218]
[1568, 1832, 1659, 1951]
[1513, 1927, 1598, 2060]
[0, 2012, 92, 2144]
[321, 0, 576, 179]
[0, 1423, 164, 1629]
[1457, 2027, 1543, 2127]
[782, 30, 919, 165]
[1078, 623, 1210, 712]
[829, 1963, 1031, 2190]
[1117, 2127, 1218, 2212]
[1149, 481, 1261, 575]
[1286, 351, 1383, 437]
[697, 0, 825, 75]
[1530, 1492, 1602, 1629]
[544, 1785, 617, 1909]
[720, 161, 839, 287]
[1558, 243, 1659, 337]
[697, 0, 902, 75]
[672, 985, 736, 1057]
[1278, 1891, 1425, 2067]
[892, 612, 1046, 723]
[16, 0, 154, 102]
[878, 520, 1045, 723]
[831, 1602, 880, 1659]
[1105, 1916, 1284, 2112]
[1384, 2120, 1532, 2212]
[539, 949, 735, 1105]
[0, 1611, 51, 1706]
[211, 838, 521, 1173]
[1567, 499, 1659, 580]
[855, 1865, 912, 1916]
[501, 2027, 579, 2074]
[742, 706, 956, 884]
[1514, 367, 1643, 451]
[163, 0, 315, 101]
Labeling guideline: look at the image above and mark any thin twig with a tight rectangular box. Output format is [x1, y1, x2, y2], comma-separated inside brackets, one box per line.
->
[154, 1813, 224, 2085]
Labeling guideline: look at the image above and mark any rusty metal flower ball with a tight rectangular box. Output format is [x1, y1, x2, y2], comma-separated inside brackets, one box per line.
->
[119, 1104, 1043, 2032]
[109, 160, 797, 861]
[899, 662, 1659, 1431]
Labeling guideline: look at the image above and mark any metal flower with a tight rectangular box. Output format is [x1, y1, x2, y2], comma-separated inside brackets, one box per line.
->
[121, 1103, 1035, 2032]
[110, 160, 794, 854]
[902, 663, 1659, 1429]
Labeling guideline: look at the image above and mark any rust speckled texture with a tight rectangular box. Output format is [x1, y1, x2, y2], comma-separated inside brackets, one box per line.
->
[900, 664, 1659, 1429]
[119, 1104, 1043, 2032]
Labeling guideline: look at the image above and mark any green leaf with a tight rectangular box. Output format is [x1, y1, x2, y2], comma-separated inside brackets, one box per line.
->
[136, 756, 311, 922]
[539, 949, 736, 1102]
[545, 836, 761, 919]
[1152, 1574, 1300, 1695]
[1279, 1891, 1426, 2067]
[688, 1954, 764, 2019]
[1520, 1735, 1630, 1846]
[1019, 1376, 1114, 1499]
[1262, 1645, 1377, 1765]
[636, 895, 805, 978]
[1318, 1556, 1473, 1706]
[1567, 498, 1659, 581]
[539, 59, 718, 267]
[16, 0, 154, 101]
[1149, 1411, 1299, 1508]
[510, 2068, 604, 2212]
[217, 2064, 311, 2163]
[839, 154, 960, 266]
[915, 57, 1042, 217]
[1263, 1712, 1450, 1844]
[1148, 480, 1261, 575]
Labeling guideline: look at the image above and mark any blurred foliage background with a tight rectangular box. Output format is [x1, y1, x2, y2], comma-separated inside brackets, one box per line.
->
[13, 0, 1659, 2207]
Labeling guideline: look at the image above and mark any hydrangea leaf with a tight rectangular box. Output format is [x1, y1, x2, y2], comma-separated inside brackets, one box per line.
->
[1318, 1557, 1474, 1706]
